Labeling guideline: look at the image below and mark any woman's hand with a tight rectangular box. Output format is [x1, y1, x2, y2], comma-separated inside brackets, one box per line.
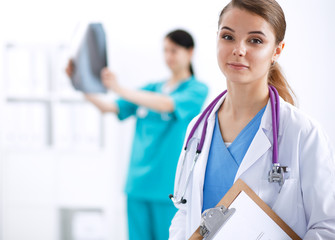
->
[101, 67, 121, 93]
[65, 59, 74, 77]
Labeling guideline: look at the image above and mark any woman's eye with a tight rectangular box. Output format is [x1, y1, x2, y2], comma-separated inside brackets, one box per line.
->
[250, 38, 263, 44]
[222, 34, 233, 40]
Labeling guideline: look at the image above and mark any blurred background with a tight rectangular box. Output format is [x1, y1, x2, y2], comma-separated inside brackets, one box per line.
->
[0, 0, 335, 239]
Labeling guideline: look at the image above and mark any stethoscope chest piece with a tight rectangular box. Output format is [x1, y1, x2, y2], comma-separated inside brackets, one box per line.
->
[268, 163, 290, 186]
[170, 86, 288, 204]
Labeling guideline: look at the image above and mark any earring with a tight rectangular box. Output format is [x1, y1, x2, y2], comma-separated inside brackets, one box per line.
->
[271, 60, 276, 66]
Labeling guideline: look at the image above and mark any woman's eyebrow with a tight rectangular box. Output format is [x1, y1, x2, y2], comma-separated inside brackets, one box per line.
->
[248, 31, 266, 37]
[220, 26, 235, 32]
[220, 27, 266, 37]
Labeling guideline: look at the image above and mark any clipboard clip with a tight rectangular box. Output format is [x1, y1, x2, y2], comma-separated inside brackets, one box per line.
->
[199, 205, 236, 239]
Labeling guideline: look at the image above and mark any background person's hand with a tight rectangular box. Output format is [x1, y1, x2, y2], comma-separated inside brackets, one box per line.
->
[65, 59, 74, 78]
[101, 67, 120, 92]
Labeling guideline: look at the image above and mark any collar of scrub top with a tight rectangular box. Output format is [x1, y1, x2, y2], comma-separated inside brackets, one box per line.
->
[184, 85, 279, 161]
[170, 85, 288, 205]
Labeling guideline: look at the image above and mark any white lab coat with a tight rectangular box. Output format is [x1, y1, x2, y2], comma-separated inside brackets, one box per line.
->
[169, 94, 335, 240]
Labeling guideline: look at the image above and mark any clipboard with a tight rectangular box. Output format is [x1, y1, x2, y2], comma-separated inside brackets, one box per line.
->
[189, 179, 301, 240]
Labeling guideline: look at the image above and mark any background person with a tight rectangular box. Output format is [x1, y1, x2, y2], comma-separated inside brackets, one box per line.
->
[66, 29, 208, 240]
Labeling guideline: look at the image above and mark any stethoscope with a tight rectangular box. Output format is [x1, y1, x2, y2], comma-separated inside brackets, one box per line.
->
[169, 85, 289, 205]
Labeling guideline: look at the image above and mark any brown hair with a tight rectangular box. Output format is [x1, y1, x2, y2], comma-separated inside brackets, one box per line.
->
[218, 0, 295, 105]
[166, 29, 195, 76]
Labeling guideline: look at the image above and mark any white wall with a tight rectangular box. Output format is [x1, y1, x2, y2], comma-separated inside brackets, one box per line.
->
[279, 0, 335, 140]
[3, 0, 335, 141]
[1, 0, 335, 240]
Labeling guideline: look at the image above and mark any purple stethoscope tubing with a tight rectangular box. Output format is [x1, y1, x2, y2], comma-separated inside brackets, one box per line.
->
[269, 85, 280, 164]
[184, 90, 227, 153]
[184, 85, 279, 164]
[170, 85, 280, 204]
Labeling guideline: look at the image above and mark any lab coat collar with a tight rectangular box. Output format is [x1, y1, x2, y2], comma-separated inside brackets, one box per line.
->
[208, 92, 227, 120]
[197, 92, 286, 184]
[206, 91, 284, 134]
[234, 97, 286, 180]
[189, 93, 227, 229]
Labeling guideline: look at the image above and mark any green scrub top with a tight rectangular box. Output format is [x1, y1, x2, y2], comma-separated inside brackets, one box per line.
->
[115, 76, 208, 201]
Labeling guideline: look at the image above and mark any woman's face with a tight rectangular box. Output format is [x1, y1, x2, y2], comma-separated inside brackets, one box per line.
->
[217, 7, 283, 86]
[164, 38, 193, 73]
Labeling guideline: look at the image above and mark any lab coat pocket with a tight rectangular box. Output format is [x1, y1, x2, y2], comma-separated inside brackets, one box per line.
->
[271, 179, 299, 227]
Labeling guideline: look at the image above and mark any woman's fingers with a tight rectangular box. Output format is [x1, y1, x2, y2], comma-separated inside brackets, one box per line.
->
[101, 68, 118, 90]
[65, 59, 74, 77]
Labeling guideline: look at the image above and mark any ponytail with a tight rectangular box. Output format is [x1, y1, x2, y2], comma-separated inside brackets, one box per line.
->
[268, 63, 295, 106]
[189, 63, 194, 76]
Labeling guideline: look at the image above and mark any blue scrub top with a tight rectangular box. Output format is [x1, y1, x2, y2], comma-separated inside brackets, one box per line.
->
[202, 106, 265, 211]
[115, 76, 208, 201]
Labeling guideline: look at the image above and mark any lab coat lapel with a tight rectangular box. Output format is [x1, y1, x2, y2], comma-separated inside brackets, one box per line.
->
[190, 94, 227, 229]
[234, 100, 272, 181]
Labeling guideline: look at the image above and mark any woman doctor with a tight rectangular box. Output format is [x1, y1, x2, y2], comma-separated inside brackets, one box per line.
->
[169, 0, 335, 239]
[66, 29, 208, 240]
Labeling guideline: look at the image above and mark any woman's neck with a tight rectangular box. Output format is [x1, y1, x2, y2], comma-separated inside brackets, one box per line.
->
[168, 69, 191, 86]
[222, 82, 269, 120]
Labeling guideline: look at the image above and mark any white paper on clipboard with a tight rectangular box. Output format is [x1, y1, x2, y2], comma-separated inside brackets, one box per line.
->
[212, 191, 291, 240]
[190, 179, 301, 240]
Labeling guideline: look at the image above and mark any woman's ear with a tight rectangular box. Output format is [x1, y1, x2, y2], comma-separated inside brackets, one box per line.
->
[188, 47, 194, 58]
[272, 41, 285, 62]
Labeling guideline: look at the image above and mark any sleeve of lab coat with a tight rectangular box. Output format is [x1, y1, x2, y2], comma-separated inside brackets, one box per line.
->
[169, 209, 187, 240]
[169, 141, 189, 240]
[300, 123, 335, 239]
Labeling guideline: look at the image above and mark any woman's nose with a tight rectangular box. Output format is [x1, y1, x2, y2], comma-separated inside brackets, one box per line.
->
[233, 44, 246, 57]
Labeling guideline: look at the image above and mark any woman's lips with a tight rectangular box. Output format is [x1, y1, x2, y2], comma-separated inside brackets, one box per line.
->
[227, 62, 249, 70]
